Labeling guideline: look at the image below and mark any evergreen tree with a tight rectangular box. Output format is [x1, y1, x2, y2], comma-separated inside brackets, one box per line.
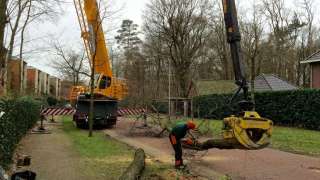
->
[115, 19, 142, 50]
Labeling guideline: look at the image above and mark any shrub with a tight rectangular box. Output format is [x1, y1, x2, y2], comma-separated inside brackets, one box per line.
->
[0, 97, 41, 168]
[47, 96, 58, 106]
[193, 89, 320, 130]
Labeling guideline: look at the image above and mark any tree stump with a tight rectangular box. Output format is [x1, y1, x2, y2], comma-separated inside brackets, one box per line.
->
[119, 148, 146, 180]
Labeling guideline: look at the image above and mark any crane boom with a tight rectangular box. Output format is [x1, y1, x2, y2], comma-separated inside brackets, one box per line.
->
[222, 0, 249, 102]
[83, 0, 112, 77]
[71, 0, 128, 101]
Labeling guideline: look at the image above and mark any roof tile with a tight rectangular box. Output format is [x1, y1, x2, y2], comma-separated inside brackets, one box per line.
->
[254, 74, 298, 92]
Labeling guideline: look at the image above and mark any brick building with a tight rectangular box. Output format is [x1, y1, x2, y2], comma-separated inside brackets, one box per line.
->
[50, 76, 61, 98]
[27, 67, 41, 95]
[27, 67, 62, 97]
[60, 81, 74, 100]
[301, 50, 320, 88]
[2, 58, 63, 98]
[9, 58, 27, 94]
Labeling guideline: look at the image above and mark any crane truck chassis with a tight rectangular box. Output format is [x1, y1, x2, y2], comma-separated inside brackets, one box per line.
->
[73, 96, 118, 128]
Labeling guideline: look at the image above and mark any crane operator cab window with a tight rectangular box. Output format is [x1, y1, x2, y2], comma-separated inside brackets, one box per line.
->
[99, 75, 112, 89]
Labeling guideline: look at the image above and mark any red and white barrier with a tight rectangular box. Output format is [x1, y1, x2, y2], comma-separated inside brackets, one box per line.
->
[40, 107, 147, 116]
[41, 108, 76, 116]
[117, 108, 147, 116]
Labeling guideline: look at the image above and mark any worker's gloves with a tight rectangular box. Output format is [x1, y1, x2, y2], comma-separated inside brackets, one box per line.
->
[186, 138, 193, 145]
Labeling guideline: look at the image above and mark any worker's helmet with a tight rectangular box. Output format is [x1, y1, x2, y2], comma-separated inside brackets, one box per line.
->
[187, 121, 196, 130]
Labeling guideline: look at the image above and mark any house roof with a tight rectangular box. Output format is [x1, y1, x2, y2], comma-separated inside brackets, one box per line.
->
[254, 74, 298, 92]
[301, 50, 320, 64]
[195, 75, 298, 96]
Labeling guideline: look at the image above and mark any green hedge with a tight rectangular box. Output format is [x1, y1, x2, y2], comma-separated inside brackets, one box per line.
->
[0, 97, 41, 168]
[193, 89, 320, 130]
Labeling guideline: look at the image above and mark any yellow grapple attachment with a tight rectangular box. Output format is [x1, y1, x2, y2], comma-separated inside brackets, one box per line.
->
[222, 111, 273, 150]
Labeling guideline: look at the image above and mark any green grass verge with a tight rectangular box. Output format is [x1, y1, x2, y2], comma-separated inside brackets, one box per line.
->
[272, 126, 320, 156]
[62, 117, 134, 179]
[148, 115, 320, 156]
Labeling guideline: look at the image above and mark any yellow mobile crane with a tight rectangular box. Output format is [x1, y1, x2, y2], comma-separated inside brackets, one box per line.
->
[70, 0, 128, 128]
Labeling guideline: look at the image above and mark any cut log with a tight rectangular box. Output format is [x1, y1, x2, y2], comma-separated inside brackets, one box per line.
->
[182, 139, 243, 151]
[119, 148, 145, 180]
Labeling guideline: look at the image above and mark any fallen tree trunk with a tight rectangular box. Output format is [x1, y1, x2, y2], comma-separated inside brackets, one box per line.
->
[119, 148, 145, 180]
[184, 138, 270, 151]
[182, 139, 243, 151]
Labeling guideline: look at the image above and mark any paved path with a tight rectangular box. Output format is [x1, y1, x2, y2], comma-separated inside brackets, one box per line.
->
[17, 122, 89, 180]
[106, 119, 320, 180]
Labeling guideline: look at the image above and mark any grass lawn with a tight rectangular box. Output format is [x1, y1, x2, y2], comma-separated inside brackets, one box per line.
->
[62, 117, 134, 179]
[61, 117, 185, 180]
[271, 126, 320, 156]
[149, 115, 320, 156]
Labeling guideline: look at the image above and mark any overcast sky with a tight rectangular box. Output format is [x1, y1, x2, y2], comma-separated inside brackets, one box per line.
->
[23, 0, 319, 77]
[24, 0, 148, 76]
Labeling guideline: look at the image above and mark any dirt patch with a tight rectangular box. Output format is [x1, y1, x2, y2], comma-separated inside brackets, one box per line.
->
[14, 121, 91, 180]
[107, 118, 320, 180]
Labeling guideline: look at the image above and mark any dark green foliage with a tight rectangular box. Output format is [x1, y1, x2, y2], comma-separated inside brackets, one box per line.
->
[0, 97, 41, 168]
[193, 89, 320, 130]
[47, 96, 58, 106]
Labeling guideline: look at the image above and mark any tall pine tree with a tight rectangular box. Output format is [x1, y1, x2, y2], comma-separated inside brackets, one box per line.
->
[115, 19, 142, 50]
[115, 19, 146, 105]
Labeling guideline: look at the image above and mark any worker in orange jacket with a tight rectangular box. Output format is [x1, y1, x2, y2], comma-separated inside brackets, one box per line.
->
[169, 121, 196, 169]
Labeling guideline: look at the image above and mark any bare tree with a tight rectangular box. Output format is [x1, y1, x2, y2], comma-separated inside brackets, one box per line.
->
[206, 2, 232, 80]
[241, 2, 264, 104]
[52, 42, 89, 85]
[0, 0, 8, 94]
[262, 0, 305, 82]
[142, 34, 168, 99]
[1, 0, 62, 94]
[297, 0, 315, 87]
[4, 0, 30, 93]
[144, 0, 211, 97]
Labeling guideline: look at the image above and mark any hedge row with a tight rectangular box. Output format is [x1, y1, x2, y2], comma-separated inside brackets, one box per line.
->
[193, 89, 320, 130]
[0, 97, 41, 168]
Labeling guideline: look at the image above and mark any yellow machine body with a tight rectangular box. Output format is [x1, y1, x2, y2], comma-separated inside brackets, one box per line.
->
[69, 0, 128, 102]
[222, 111, 273, 149]
[69, 86, 88, 104]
